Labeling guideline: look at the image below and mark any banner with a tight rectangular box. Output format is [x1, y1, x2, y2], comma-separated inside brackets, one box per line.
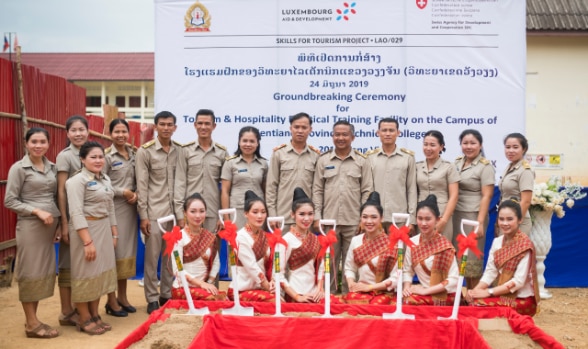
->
[154, 0, 526, 172]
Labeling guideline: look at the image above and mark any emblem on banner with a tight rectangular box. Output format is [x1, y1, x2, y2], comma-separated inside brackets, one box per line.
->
[416, 0, 428, 10]
[185, 1, 211, 32]
[335, 2, 357, 21]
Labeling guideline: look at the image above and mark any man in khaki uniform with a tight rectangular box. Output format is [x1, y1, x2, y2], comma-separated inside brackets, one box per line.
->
[136, 111, 181, 314]
[175, 109, 227, 233]
[266, 112, 320, 233]
[312, 120, 373, 294]
[367, 118, 417, 233]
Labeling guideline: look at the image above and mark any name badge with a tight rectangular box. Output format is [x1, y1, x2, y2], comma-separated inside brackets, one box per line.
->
[325, 165, 335, 170]
[112, 161, 123, 167]
[87, 181, 97, 187]
[238, 169, 248, 173]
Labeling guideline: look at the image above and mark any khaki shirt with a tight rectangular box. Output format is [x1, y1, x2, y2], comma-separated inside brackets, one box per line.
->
[66, 167, 116, 231]
[56, 144, 82, 177]
[455, 154, 495, 212]
[174, 141, 227, 220]
[312, 149, 373, 225]
[105, 145, 136, 200]
[135, 138, 179, 220]
[416, 157, 460, 210]
[221, 154, 268, 210]
[4, 155, 60, 218]
[499, 159, 535, 217]
[367, 147, 417, 223]
[265, 142, 320, 222]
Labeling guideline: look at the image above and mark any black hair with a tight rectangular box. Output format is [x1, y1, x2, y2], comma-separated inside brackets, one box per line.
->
[333, 119, 355, 134]
[291, 187, 314, 213]
[244, 190, 268, 213]
[79, 141, 104, 159]
[66, 115, 88, 131]
[154, 111, 177, 125]
[378, 117, 399, 130]
[109, 118, 130, 134]
[360, 192, 383, 217]
[459, 129, 483, 144]
[503, 132, 529, 155]
[183, 192, 208, 212]
[498, 198, 523, 220]
[424, 130, 446, 154]
[417, 194, 441, 217]
[195, 109, 216, 124]
[289, 112, 312, 126]
[234, 126, 264, 159]
[25, 127, 49, 142]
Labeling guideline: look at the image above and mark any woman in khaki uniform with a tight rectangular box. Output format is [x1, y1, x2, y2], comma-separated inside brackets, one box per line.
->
[66, 141, 118, 335]
[104, 119, 138, 316]
[499, 133, 534, 234]
[56, 115, 89, 326]
[4, 128, 60, 338]
[416, 130, 460, 241]
[453, 129, 495, 289]
[221, 126, 268, 228]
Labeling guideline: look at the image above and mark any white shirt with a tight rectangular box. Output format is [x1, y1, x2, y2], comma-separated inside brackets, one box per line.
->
[344, 234, 398, 291]
[172, 229, 220, 288]
[403, 234, 459, 293]
[276, 232, 325, 295]
[480, 235, 534, 298]
[229, 228, 270, 291]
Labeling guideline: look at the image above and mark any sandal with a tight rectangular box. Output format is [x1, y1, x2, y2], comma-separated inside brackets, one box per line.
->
[58, 309, 78, 326]
[92, 315, 112, 331]
[76, 319, 105, 336]
[25, 323, 59, 339]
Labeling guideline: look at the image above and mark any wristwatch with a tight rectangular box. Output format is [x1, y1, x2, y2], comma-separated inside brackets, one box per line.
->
[488, 288, 494, 296]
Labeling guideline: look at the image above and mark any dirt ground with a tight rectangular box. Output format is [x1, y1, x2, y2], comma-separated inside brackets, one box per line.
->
[0, 281, 586, 348]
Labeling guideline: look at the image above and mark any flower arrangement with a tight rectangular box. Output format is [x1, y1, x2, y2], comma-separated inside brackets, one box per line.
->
[531, 176, 587, 218]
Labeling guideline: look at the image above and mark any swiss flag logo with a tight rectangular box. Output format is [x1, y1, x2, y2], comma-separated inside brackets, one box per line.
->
[416, 0, 427, 10]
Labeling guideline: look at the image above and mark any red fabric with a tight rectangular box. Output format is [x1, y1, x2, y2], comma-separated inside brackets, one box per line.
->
[162, 226, 183, 257]
[218, 220, 238, 250]
[388, 225, 415, 250]
[457, 232, 483, 259]
[116, 301, 564, 349]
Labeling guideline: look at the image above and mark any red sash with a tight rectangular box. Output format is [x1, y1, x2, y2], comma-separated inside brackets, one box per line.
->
[411, 233, 455, 304]
[237, 229, 271, 280]
[353, 233, 397, 283]
[288, 233, 321, 271]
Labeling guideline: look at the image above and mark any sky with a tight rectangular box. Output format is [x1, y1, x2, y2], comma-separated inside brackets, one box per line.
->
[1, 0, 155, 52]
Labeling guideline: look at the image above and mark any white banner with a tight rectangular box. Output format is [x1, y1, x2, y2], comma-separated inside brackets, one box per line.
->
[154, 0, 525, 173]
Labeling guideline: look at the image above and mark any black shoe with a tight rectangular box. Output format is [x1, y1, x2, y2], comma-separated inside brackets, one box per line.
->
[118, 300, 137, 313]
[159, 297, 170, 307]
[105, 303, 128, 317]
[147, 301, 160, 314]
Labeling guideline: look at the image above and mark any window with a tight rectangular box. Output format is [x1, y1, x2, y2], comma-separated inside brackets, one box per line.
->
[129, 96, 142, 108]
[86, 96, 101, 107]
[115, 96, 126, 107]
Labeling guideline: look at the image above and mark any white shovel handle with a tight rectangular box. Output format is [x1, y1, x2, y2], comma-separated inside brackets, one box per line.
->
[392, 213, 410, 228]
[318, 219, 336, 236]
[157, 215, 176, 232]
[267, 216, 285, 233]
[460, 219, 480, 236]
[218, 208, 237, 226]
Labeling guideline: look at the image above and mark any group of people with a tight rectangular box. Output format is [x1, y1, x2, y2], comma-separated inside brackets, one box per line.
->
[4, 110, 539, 339]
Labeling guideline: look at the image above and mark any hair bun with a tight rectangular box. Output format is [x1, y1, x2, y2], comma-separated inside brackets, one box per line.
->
[293, 187, 309, 203]
[364, 191, 381, 207]
[244, 190, 261, 204]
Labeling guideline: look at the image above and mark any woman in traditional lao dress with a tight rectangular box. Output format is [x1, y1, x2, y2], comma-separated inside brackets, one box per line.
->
[466, 199, 539, 316]
[227, 190, 274, 302]
[170, 193, 225, 301]
[277, 188, 327, 303]
[343, 192, 397, 305]
[403, 194, 459, 306]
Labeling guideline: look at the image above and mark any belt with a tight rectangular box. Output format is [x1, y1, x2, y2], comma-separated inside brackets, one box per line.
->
[85, 216, 107, 221]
